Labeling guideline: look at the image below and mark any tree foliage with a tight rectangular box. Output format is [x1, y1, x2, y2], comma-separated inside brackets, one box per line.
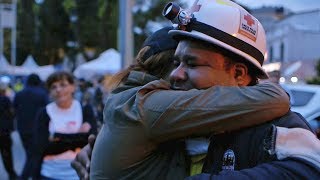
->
[38, 0, 71, 64]
[15, 0, 119, 65]
[75, 0, 99, 48]
[16, 0, 35, 65]
[99, 0, 118, 51]
[307, 59, 320, 85]
[11, 0, 177, 66]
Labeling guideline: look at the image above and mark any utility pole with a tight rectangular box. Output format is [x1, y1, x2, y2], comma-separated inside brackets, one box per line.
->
[119, 0, 134, 69]
[0, 3, 3, 63]
[11, 0, 17, 66]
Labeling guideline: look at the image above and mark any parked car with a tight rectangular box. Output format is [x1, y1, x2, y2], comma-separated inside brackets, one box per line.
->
[281, 83, 320, 137]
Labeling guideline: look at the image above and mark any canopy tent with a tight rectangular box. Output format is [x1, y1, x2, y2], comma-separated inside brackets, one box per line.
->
[33, 65, 55, 80]
[22, 55, 39, 69]
[5, 65, 55, 80]
[73, 48, 121, 80]
[1, 54, 54, 80]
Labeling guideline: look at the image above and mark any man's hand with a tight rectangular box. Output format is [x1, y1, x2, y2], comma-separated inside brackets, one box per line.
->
[71, 134, 96, 180]
[275, 127, 320, 168]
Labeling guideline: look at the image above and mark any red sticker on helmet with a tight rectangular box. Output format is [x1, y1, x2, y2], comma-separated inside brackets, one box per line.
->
[238, 11, 258, 42]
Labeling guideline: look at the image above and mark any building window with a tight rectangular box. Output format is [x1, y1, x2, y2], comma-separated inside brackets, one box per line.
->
[280, 42, 284, 62]
[269, 46, 273, 62]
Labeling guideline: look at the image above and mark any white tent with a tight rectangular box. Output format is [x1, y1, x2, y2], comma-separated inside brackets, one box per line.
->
[73, 48, 121, 80]
[7, 66, 32, 75]
[0, 53, 54, 80]
[6, 65, 55, 80]
[33, 65, 55, 80]
[22, 55, 39, 69]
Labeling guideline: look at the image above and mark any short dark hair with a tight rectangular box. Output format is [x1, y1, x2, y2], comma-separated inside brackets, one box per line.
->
[46, 71, 75, 89]
[26, 73, 42, 86]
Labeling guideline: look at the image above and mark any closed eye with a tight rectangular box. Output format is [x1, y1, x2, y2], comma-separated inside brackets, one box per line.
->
[187, 63, 197, 68]
[186, 60, 201, 68]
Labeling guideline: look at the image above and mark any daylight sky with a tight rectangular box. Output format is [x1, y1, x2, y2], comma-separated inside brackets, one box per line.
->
[235, 0, 320, 12]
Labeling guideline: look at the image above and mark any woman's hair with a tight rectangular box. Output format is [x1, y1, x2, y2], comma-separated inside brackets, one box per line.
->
[46, 71, 75, 89]
[105, 47, 176, 91]
[105, 27, 178, 91]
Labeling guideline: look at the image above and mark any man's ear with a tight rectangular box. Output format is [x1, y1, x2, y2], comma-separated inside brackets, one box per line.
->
[234, 63, 249, 86]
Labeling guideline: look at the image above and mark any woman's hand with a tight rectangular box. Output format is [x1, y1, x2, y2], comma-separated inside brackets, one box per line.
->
[78, 122, 91, 133]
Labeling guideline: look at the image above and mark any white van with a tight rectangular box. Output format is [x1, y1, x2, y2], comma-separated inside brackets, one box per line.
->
[281, 83, 320, 133]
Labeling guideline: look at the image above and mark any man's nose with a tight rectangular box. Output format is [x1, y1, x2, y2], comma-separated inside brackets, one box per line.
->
[170, 65, 187, 82]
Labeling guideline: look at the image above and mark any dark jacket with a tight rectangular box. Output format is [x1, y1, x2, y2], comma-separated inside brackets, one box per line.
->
[34, 103, 97, 153]
[201, 111, 319, 178]
[0, 95, 14, 134]
[30, 102, 97, 178]
[188, 158, 320, 180]
[13, 86, 49, 134]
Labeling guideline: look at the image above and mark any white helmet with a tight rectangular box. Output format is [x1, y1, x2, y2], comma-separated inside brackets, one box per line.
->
[163, 0, 268, 79]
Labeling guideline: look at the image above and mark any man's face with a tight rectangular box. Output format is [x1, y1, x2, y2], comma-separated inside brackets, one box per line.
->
[170, 40, 238, 90]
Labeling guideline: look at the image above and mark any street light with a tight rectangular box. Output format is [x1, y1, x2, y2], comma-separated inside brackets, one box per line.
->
[291, 77, 298, 83]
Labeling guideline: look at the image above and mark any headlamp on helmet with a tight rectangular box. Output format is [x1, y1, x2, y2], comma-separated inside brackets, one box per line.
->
[163, 2, 193, 28]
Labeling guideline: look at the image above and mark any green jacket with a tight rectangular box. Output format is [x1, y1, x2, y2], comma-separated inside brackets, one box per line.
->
[90, 71, 289, 180]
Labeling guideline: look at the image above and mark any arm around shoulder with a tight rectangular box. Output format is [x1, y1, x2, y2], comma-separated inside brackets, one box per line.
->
[139, 80, 290, 141]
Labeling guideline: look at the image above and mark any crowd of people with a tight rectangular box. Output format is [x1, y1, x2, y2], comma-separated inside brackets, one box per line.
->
[0, 72, 106, 179]
[1, 0, 320, 179]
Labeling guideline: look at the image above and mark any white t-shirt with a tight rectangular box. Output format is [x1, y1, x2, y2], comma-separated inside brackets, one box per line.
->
[47, 100, 83, 134]
[42, 100, 83, 179]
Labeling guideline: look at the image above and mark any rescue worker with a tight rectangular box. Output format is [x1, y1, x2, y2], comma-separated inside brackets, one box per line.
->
[162, 0, 320, 178]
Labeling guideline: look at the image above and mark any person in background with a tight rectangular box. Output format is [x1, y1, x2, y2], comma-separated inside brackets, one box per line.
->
[0, 81, 17, 179]
[0, 76, 15, 101]
[13, 77, 24, 92]
[13, 73, 49, 179]
[74, 78, 87, 103]
[29, 71, 97, 179]
[92, 76, 106, 127]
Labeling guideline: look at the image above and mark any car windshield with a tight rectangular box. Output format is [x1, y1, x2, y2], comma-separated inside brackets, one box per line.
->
[288, 90, 315, 107]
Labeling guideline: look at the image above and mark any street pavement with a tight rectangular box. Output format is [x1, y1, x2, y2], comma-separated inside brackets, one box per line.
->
[0, 131, 26, 180]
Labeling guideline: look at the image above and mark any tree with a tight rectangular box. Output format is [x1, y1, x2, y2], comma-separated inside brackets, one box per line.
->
[307, 59, 320, 85]
[99, 0, 118, 51]
[16, 0, 35, 65]
[12, 0, 189, 66]
[75, 0, 100, 49]
[38, 0, 71, 64]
